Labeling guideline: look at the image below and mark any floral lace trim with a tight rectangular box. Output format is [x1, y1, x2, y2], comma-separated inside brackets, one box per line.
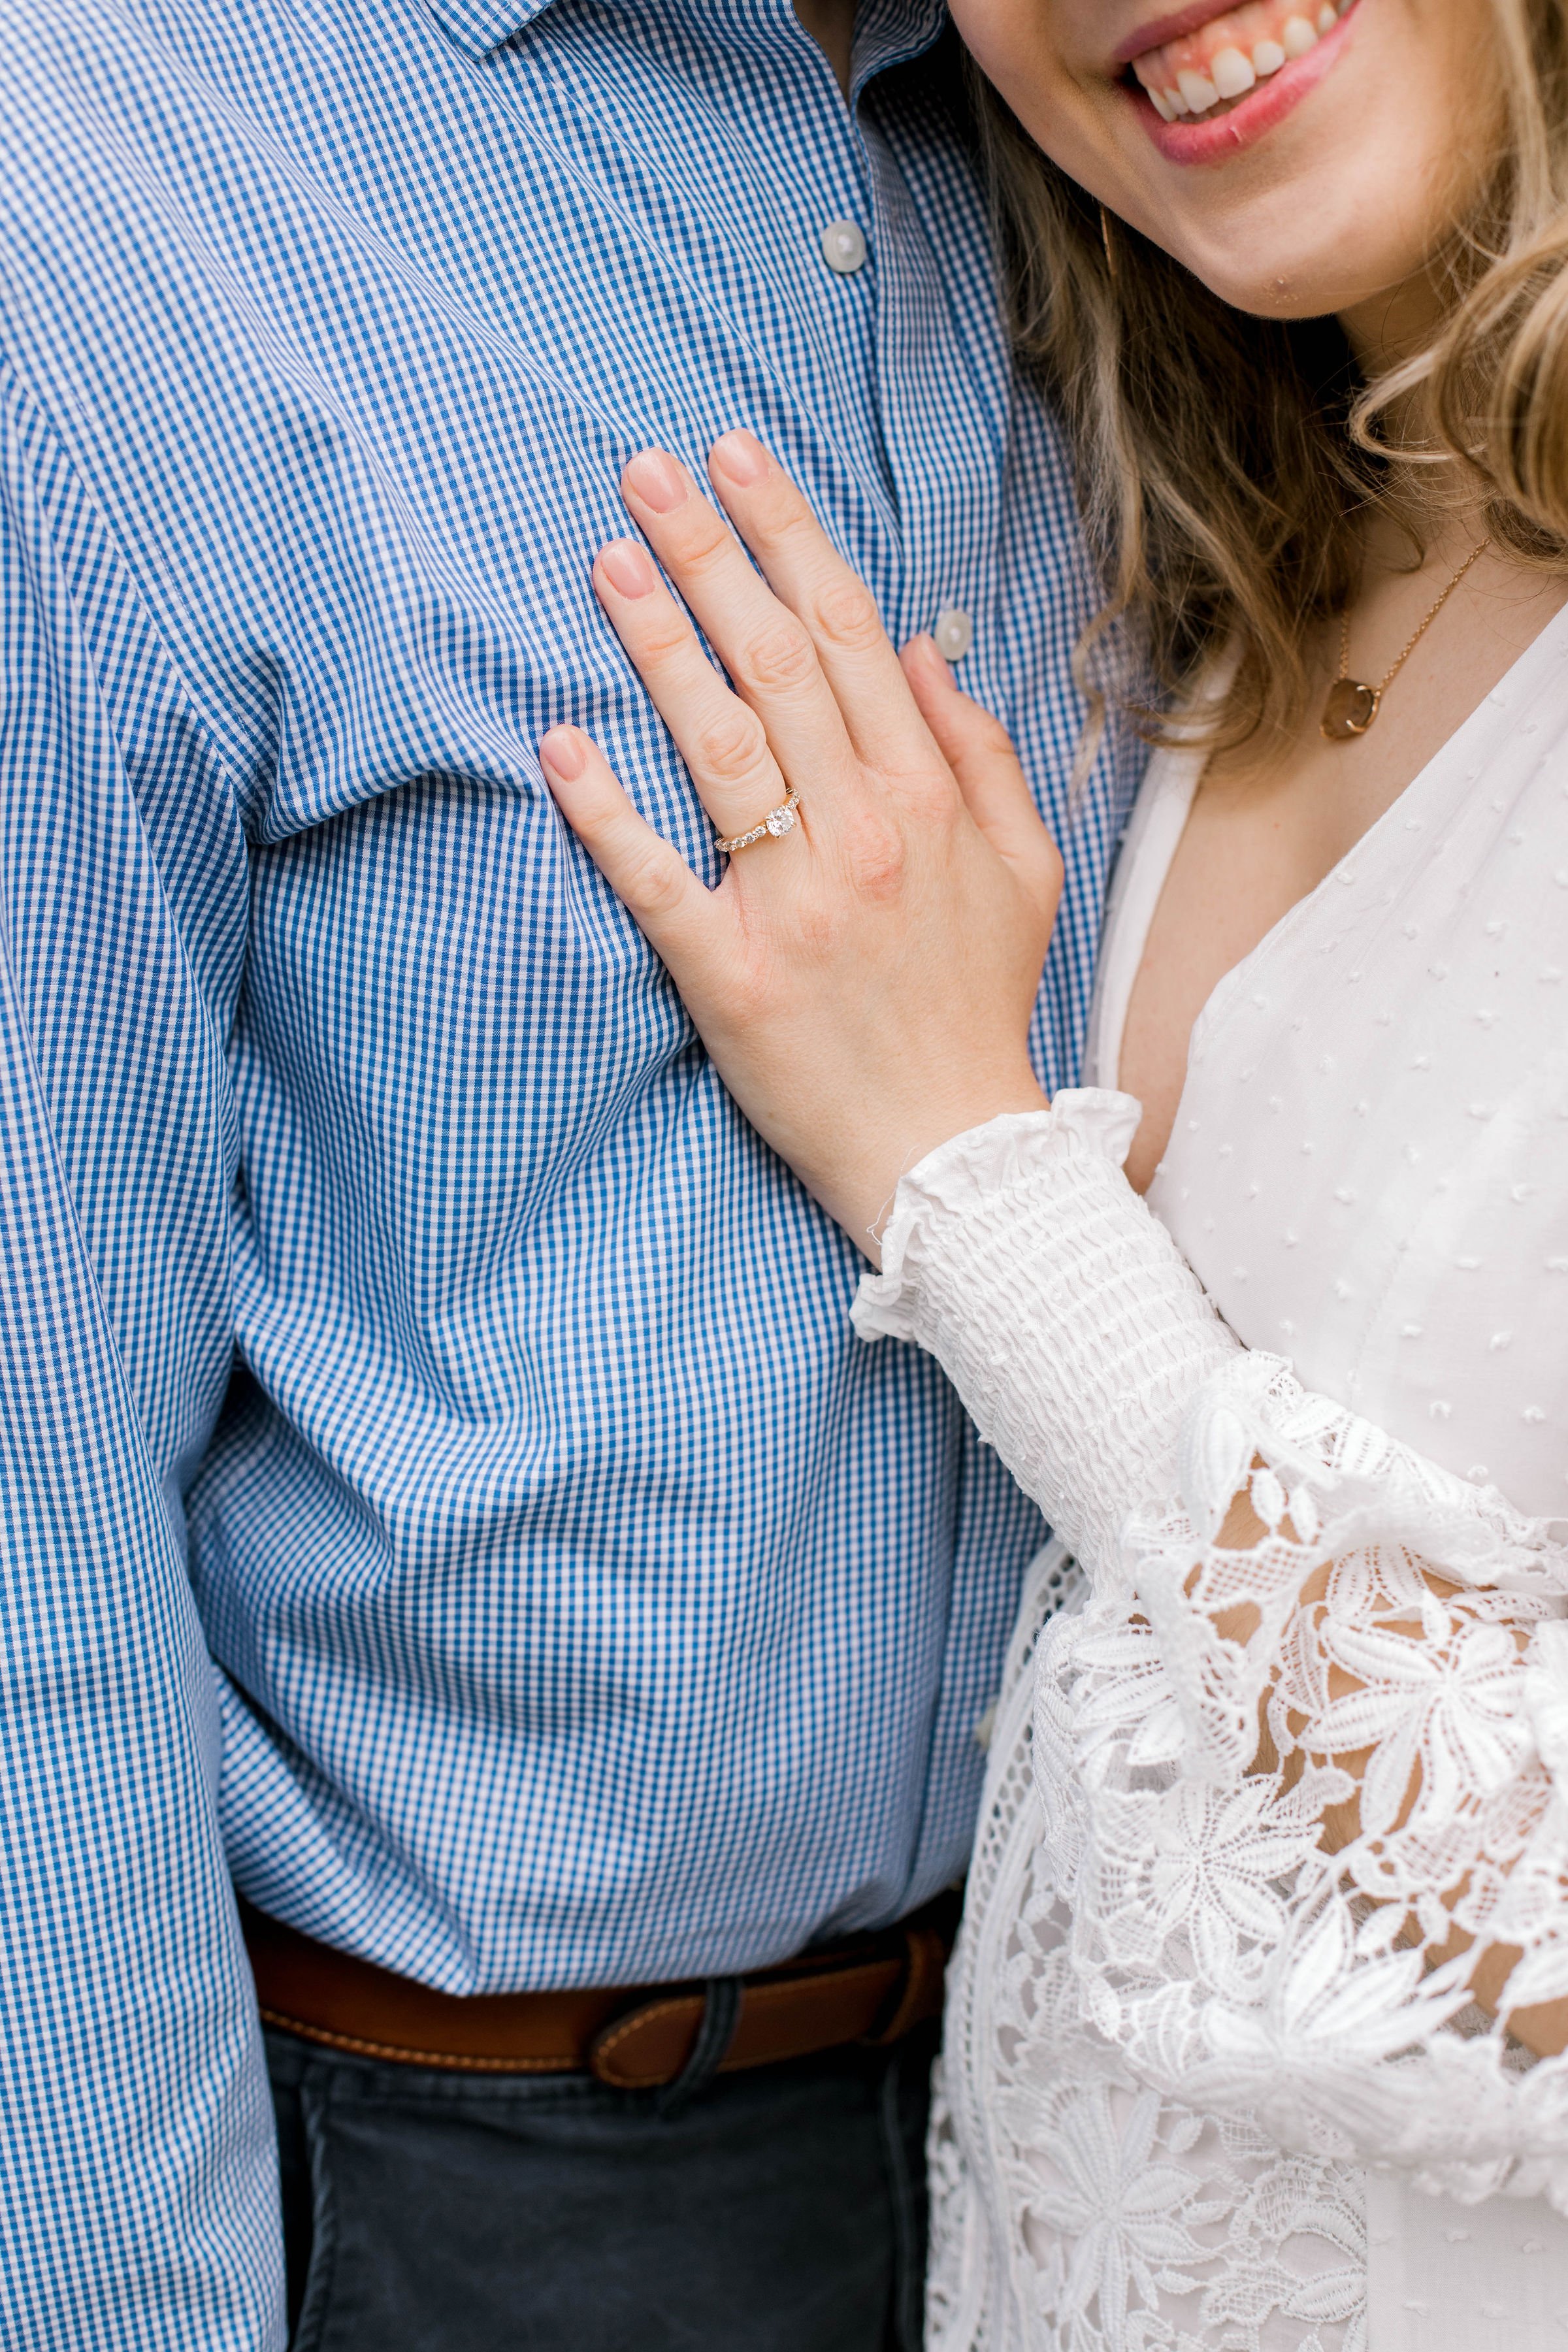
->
[1039, 1352, 1568, 2206]
[862, 1103, 1568, 2347]
[930, 1546, 1369, 2352]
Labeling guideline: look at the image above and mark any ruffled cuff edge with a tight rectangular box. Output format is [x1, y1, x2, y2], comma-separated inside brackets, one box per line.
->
[851, 1088, 1143, 1345]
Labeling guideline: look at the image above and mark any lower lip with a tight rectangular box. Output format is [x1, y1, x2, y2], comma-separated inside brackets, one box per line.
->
[1129, 5, 1360, 165]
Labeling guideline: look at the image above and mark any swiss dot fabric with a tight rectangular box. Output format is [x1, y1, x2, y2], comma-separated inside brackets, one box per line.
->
[869, 612, 1568, 2351]
[0, 0, 1137, 2339]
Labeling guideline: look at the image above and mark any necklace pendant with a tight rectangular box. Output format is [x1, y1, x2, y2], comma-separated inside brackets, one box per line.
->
[1320, 678, 1381, 742]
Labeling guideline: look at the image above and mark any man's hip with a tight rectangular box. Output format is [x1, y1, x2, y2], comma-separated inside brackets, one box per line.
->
[248, 1897, 954, 2351]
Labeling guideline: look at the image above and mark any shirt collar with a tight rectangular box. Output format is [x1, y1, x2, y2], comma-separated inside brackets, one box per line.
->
[419, 0, 946, 72]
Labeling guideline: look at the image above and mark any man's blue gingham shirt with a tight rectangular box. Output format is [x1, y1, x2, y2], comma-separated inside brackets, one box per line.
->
[0, 0, 1139, 2338]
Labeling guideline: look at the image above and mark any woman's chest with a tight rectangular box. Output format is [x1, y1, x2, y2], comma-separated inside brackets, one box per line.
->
[1119, 725, 1512, 1194]
[1146, 763, 1568, 1519]
[1117, 779, 1341, 1194]
[1119, 577, 1568, 1194]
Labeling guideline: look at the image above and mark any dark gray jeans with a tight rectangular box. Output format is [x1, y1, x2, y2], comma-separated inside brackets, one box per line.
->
[267, 2013, 937, 2351]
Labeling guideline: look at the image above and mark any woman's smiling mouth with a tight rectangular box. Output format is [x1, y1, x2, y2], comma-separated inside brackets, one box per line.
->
[1120, 0, 1362, 156]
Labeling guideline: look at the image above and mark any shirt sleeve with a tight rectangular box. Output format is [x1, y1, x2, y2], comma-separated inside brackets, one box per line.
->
[0, 377, 283, 2346]
[855, 1096, 1568, 2204]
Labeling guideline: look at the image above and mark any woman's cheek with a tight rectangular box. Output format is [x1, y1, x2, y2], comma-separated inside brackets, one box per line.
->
[948, 4, 1148, 222]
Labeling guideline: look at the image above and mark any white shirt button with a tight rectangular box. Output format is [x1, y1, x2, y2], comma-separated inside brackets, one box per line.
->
[934, 606, 973, 662]
[820, 220, 868, 275]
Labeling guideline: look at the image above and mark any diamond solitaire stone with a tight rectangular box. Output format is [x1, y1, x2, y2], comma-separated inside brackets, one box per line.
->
[715, 788, 800, 856]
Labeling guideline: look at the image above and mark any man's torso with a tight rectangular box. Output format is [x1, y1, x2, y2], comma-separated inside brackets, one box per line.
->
[0, 0, 1135, 1989]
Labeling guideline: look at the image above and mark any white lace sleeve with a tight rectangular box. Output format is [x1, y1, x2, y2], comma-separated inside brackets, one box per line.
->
[855, 1096, 1568, 2206]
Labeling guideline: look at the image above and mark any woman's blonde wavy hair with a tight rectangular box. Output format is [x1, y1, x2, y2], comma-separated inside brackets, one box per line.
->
[968, 0, 1568, 755]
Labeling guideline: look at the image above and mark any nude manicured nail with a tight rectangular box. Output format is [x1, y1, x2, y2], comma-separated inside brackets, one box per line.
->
[540, 725, 587, 779]
[710, 430, 770, 487]
[598, 540, 657, 598]
[904, 634, 949, 681]
[621, 450, 686, 513]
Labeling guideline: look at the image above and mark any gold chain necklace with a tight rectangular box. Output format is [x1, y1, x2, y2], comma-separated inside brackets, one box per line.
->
[1320, 537, 1491, 742]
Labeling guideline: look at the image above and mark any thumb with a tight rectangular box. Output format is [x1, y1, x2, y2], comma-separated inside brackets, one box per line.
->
[900, 638, 1064, 901]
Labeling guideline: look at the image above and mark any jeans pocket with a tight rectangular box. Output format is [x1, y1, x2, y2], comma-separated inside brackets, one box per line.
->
[289, 2082, 342, 2352]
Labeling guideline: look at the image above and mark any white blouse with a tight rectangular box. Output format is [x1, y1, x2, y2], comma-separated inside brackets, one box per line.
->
[855, 608, 1568, 2351]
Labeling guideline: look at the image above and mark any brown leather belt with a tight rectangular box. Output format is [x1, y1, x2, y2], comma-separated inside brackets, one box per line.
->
[242, 1896, 954, 2091]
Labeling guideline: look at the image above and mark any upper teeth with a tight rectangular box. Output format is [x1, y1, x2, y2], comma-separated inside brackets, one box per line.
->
[1211, 46, 1256, 97]
[1175, 66, 1219, 110]
[1139, 0, 1354, 123]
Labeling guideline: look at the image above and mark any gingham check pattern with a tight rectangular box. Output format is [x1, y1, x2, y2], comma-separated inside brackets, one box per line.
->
[0, 0, 1141, 2338]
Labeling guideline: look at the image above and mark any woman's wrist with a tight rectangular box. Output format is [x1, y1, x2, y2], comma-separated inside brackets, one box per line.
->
[830, 1077, 1053, 1263]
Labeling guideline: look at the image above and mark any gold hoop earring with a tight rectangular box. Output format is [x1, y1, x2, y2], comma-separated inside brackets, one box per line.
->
[1098, 203, 1120, 283]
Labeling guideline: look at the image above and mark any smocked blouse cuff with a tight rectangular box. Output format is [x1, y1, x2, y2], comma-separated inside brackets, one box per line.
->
[851, 1090, 1241, 1582]
[854, 1092, 1141, 1341]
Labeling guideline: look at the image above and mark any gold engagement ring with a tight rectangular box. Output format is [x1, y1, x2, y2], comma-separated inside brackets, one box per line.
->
[714, 789, 802, 857]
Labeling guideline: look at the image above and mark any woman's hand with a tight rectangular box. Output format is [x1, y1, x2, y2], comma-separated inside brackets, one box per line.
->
[539, 431, 1063, 1260]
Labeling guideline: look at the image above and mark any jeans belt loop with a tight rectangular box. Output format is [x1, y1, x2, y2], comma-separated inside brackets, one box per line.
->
[653, 1976, 742, 2119]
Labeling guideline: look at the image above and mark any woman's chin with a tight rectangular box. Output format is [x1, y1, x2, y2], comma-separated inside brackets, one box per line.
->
[1157, 225, 1430, 331]
[1185, 265, 1363, 323]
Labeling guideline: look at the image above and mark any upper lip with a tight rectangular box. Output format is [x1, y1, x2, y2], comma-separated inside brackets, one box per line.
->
[1111, 1, 1245, 66]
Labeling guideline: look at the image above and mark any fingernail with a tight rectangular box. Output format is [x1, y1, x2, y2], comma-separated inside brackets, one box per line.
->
[597, 540, 657, 598]
[906, 634, 949, 678]
[710, 429, 770, 487]
[622, 449, 687, 513]
[540, 725, 587, 781]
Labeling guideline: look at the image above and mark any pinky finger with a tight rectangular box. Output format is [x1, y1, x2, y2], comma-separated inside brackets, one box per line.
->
[900, 640, 1064, 898]
[540, 725, 720, 963]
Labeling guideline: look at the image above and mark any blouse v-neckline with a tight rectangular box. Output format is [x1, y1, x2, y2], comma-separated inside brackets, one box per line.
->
[1085, 596, 1568, 1103]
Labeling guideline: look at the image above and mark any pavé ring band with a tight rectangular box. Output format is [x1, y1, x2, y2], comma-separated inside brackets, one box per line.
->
[714, 788, 802, 857]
